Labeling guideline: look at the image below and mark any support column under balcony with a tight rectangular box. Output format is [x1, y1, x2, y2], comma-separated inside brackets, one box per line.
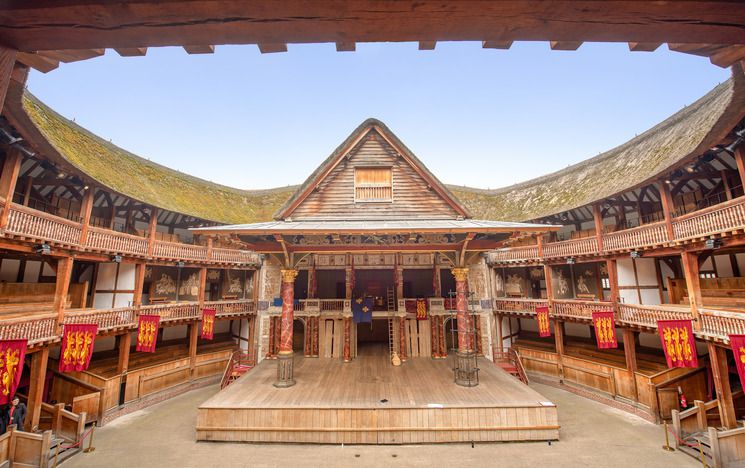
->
[681, 251, 703, 330]
[0, 147, 22, 229]
[708, 342, 737, 429]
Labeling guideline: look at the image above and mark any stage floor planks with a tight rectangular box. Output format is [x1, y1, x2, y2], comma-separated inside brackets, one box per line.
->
[196, 344, 559, 444]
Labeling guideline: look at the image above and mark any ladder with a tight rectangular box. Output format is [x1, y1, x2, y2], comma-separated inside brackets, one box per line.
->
[386, 287, 398, 364]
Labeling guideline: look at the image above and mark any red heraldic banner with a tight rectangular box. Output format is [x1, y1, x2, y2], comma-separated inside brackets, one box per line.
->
[0, 340, 26, 404]
[59, 324, 97, 372]
[201, 308, 216, 340]
[729, 335, 745, 390]
[136, 314, 160, 353]
[416, 298, 428, 320]
[536, 306, 551, 337]
[658, 320, 698, 368]
[592, 311, 618, 349]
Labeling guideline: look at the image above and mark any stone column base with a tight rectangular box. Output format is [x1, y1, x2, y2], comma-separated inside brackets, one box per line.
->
[273, 351, 296, 388]
[454, 350, 479, 387]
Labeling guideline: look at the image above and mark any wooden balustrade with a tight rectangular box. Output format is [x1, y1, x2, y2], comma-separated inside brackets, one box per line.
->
[488, 245, 540, 263]
[673, 196, 745, 241]
[1, 202, 259, 266]
[86, 226, 149, 256]
[699, 307, 745, 340]
[493, 298, 548, 316]
[541, 236, 598, 259]
[205, 299, 256, 318]
[616, 303, 692, 329]
[0, 314, 58, 345]
[602, 221, 667, 252]
[63, 306, 137, 332]
[152, 239, 207, 262]
[551, 299, 613, 321]
[5, 203, 82, 246]
[140, 302, 201, 323]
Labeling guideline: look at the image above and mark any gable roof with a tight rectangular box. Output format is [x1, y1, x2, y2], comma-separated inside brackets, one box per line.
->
[274, 119, 471, 220]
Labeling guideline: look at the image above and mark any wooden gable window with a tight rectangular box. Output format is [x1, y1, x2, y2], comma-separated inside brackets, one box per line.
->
[354, 167, 392, 202]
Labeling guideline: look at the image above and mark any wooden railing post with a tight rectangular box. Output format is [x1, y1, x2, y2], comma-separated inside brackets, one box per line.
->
[708, 342, 737, 429]
[0, 147, 22, 229]
[206, 237, 213, 262]
[659, 179, 675, 241]
[27, 347, 49, 430]
[133, 262, 146, 308]
[735, 147, 745, 192]
[606, 259, 620, 304]
[147, 207, 158, 256]
[198, 267, 207, 306]
[78, 185, 94, 245]
[622, 328, 639, 402]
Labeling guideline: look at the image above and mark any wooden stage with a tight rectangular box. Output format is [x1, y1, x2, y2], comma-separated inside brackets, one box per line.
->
[196, 344, 559, 444]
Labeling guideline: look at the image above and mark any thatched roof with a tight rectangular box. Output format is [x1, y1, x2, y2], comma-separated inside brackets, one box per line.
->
[448, 64, 745, 222]
[5, 63, 745, 225]
[4, 83, 297, 225]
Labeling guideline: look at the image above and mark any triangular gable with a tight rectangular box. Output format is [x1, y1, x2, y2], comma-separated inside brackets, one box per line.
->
[275, 119, 470, 220]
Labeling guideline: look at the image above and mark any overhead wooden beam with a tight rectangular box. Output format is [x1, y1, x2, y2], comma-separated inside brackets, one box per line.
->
[335, 42, 355, 52]
[550, 41, 583, 51]
[482, 41, 513, 49]
[258, 43, 287, 54]
[40, 48, 104, 63]
[183, 45, 215, 54]
[16, 52, 58, 73]
[628, 42, 662, 52]
[0, 46, 16, 114]
[114, 47, 148, 57]
[418, 41, 436, 50]
[709, 44, 745, 68]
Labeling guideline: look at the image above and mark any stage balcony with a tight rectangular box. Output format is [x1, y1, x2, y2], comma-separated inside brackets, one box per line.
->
[0, 200, 260, 267]
[489, 195, 745, 265]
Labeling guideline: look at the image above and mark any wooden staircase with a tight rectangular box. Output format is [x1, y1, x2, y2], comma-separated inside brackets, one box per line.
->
[679, 431, 715, 467]
[492, 347, 529, 385]
[220, 350, 255, 389]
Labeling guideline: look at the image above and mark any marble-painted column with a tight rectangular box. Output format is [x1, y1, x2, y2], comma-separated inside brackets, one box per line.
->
[274, 269, 298, 388]
[399, 316, 407, 361]
[452, 267, 478, 386]
[343, 316, 352, 362]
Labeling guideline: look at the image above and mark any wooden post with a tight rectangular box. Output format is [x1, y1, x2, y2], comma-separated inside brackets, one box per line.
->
[494, 313, 504, 351]
[554, 320, 565, 381]
[78, 186, 94, 244]
[205, 237, 213, 262]
[681, 251, 702, 330]
[188, 322, 199, 378]
[659, 179, 676, 241]
[21, 175, 32, 206]
[606, 259, 620, 304]
[708, 342, 737, 429]
[623, 328, 639, 401]
[0, 148, 22, 229]
[117, 332, 131, 374]
[735, 147, 745, 191]
[27, 347, 49, 430]
[721, 170, 733, 201]
[133, 263, 146, 307]
[543, 264, 554, 304]
[147, 207, 158, 256]
[197, 267, 207, 305]
[536, 234, 544, 259]
[592, 203, 604, 252]
[0, 47, 17, 115]
[54, 256, 74, 330]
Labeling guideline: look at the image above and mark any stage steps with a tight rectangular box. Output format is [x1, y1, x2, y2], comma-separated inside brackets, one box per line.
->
[493, 347, 530, 385]
[220, 350, 255, 389]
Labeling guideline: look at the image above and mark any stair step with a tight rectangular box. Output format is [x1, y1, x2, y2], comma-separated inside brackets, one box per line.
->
[679, 444, 713, 464]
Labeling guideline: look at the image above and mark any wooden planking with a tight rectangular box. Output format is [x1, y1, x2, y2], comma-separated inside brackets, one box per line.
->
[290, 130, 460, 220]
[336, 42, 355, 52]
[197, 343, 558, 443]
[258, 43, 287, 54]
[183, 45, 215, 54]
[15, 52, 58, 73]
[628, 42, 662, 52]
[114, 47, 148, 56]
[418, 41, 436, 50]
[550, 41, 583, 50]
[40, 48, 104, 63]
[482, 40, 513, 49]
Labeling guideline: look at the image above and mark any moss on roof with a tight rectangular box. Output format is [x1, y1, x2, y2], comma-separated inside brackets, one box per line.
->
[17, 91, 297, 225]
[448, 65, 745, 222]
[8, 63, 745, 226]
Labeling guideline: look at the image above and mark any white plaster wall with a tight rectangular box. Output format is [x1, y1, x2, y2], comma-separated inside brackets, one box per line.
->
[714, 254, 734, 277]
[617, 258, 636, 287]
[700, 256, 714, 271]
[619, 289, 638, 305]
[163, 325, 187, 341]
[520, 317, 538, 333]
[635, 258, 658, 286]
[93, 336, 116, 353]
[117, 263, 136, 290]
[736, 253, 745, 276]
[565, 322, 590, 338]
[95, 263, 117, 290]
[92, 293, 114, 309]
[0, 259, 19, 282]
[639, 332, 663, 349]
[23, 261, 41, 283]
[41, 262, 55, 276]
[640, 289, 661, 305]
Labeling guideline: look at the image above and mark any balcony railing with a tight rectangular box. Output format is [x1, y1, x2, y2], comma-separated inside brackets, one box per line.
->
[0, 314, 58, 346]
[551, 299, 613, 321]
[0, 201, 260, 266]
[699, 308, 745, 340]
[489, 196, 745, 264]
[493, 298, 549, 316]
[63, 306, 137, 332]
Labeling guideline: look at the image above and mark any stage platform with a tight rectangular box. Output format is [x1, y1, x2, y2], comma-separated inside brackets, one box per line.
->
[196, 345, 559, 444]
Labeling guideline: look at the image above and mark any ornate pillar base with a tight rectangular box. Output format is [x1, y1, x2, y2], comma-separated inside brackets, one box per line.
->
[454, 350, 479, 387]
[273, 351, 296, 388]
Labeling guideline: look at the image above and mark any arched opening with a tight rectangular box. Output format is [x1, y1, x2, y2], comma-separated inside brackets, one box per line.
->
[444, 316, 458, 355]
[292, 318, 305, 354]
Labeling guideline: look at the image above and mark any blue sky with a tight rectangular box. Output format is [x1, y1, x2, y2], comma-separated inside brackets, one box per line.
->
[27, 42, 729, 190]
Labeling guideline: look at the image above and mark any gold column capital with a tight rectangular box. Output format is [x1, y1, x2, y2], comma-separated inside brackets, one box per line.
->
[452, 267, 469, 282]
[280, 269, 298, 283]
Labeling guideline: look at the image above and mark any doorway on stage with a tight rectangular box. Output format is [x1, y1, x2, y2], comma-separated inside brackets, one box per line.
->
[356, 318, 389, 357]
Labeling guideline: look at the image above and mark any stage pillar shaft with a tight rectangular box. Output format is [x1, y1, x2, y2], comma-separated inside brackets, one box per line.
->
[453, 267, 478, 386]
[343, 316, 351, 362]
[275, 269, 298, 388]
